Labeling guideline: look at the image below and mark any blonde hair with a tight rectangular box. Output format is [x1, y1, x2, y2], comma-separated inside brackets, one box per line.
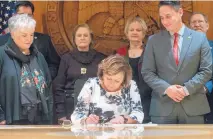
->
[97, 54, 132, 87]
[124, 16, 147, 38]
[71, 23, 94, 48]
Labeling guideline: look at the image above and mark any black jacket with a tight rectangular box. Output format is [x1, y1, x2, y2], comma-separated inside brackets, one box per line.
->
[0, 32, 60, 79]
[53, 48, 106, 118]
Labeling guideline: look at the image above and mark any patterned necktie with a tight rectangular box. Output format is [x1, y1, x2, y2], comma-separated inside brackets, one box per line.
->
[173, 33, 179, 65]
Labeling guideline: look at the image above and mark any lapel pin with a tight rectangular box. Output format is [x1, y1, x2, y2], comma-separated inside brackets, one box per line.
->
[34, 36, 37, 39]
[81, 68, 87, 74]
[187, 36, 191, 39]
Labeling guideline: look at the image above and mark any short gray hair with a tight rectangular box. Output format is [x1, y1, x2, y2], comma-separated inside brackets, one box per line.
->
[189, 12, 208, 23]
[8, 14, 36, 32]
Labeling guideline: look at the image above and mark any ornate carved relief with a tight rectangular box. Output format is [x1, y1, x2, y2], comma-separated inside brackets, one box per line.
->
[46, 1, 193, 56]
[46, 2, 72, 55]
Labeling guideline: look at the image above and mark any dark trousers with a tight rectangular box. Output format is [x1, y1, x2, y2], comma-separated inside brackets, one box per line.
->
[141, 97, 151, 123]
[11, 119, 32, 125]
[205, 93, 213, 124]
[151, 103, 204, 124]
[11, 119, 49, 125]
[65, 96, 75, 119]
[52, 97, 58, 124]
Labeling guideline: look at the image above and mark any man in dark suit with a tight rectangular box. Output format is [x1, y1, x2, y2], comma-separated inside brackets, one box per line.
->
[141, 1, 212, 124]
[189, 12, 213, 123]
[0, 1, 60, 79]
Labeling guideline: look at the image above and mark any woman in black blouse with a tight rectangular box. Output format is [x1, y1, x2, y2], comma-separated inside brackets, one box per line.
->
[53, 24, 105, 124]
[117, 16, 152, 123]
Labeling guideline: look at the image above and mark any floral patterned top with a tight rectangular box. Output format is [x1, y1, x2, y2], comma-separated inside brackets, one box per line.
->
[21, 66, 47, 94]
[71, 77, 144, 124]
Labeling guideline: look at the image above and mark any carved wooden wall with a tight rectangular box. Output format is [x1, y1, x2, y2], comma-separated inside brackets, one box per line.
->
[32, 1, 213, 56]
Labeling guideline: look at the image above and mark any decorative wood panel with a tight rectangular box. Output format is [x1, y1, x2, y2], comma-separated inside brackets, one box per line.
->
[192, 1, 213, 40]
[45, 1, 194, 56]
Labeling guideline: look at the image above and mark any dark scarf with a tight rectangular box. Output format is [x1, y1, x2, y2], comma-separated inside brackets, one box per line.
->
[5, 38, 47, 123]
[5, 38, 38, 63]
[71, 48, 97, 64]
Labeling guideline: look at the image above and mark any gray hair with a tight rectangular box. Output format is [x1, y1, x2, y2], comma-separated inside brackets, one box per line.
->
[189, 12, 208, 23]
[8, 14, 36, 32]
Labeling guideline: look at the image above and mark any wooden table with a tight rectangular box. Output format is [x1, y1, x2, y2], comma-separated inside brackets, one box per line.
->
[1, 124, 213, 139]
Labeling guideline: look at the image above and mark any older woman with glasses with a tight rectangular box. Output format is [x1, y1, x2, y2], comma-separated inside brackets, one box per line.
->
[71, 54, 143, 125]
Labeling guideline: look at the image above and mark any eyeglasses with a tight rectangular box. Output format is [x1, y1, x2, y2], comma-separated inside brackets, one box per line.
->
[191, 20, 206, 24]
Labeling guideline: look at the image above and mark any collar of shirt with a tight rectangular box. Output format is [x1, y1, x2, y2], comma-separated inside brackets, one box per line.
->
[169, 24, 185, 37]
[169, 24, 185, 59]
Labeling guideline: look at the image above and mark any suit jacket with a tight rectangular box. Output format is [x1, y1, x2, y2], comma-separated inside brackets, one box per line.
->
[0, 32, 60, 79]
[141, 27, 212, 117]
[204, 40, 213, 94]
[209, 40, 213, 48]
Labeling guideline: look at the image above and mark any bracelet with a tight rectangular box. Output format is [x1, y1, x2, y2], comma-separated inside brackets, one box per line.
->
[120, 115, 128, 124]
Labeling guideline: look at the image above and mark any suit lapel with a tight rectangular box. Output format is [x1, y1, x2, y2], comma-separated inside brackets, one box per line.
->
[177, 27, 193, 70]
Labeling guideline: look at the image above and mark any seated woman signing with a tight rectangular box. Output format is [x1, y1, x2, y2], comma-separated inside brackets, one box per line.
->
[71, 54, 143, 125]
